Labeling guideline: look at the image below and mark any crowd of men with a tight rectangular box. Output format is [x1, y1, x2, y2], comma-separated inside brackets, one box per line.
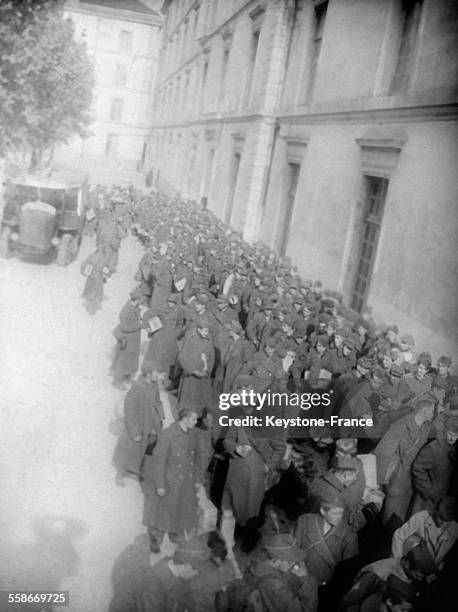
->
[81, 185, 458, 611]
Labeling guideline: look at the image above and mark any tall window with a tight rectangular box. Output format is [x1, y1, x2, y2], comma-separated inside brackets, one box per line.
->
[219, 48, 230, 102]
[110, 98, 123, 121]
[351, 176, 389, 312]
[114, 64, 127, 87]
[201, 60, 209, 110]
[391, 0, 423, 94]
[105, 133, 119, 156]
[225, 151, 241, 225]
[118, 30, 133, 53]
[279, 162, 301, 256]
[307, 0, 328, 102]
[243, 29, 260, 107]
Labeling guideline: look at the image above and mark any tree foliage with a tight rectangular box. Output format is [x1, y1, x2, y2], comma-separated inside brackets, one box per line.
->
[0, 0, 95, 165]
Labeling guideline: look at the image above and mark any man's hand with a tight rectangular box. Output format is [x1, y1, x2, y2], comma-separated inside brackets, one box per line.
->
[133, 435, 142, 442]
[156, 488, 165, 496]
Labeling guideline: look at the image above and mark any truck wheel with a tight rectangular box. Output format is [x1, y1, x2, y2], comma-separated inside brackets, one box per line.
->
[0, 226, 11, 258]
[57, 233, 72, 266]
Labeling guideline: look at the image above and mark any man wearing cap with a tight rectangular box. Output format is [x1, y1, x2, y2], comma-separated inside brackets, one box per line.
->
[392, 497, 458, 571]
[432, 356, 454, 394]
[308, 454, 367, 532]
[396, 335, 416, 367]
[295, 494, 358, 586]
[374, 400, 434, 527]
[111, 288, 144, 389]
[242, 336, 280, 388]
[150, 254, 172, 309]
[332, 333, 358, 377]
[141, 408, 201, 553]
[410, 415, 458, 515]
[305, 334, 337, 389]
[402, 353, 432, 398]
[142, 294, 185, 378]
[222, 382, 286, 552]
[214, 320, 251, 394]
[177, 320, 215, 414]
[339, 368, 385, 441]
[108, 535, 198, 611]
[112, 363, 163, 486]
[217, 533, 318, 612]
[80, 245, 109, 314]
[246, 300, 278, 351]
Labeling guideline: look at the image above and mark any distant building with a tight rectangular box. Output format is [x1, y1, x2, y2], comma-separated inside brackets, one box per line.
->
[147, 0, 458, 358]
[61, 0, 162, 184]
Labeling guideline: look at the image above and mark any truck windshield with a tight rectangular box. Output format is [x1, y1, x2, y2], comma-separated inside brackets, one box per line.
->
[64, 188, 79, 211]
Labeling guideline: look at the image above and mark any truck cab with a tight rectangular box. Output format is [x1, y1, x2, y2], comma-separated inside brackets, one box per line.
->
[1, 169, 87, 266]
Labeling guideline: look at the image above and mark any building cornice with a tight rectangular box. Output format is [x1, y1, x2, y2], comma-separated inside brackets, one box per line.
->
[68, 3, 162, 25]
[277, 102, 458, 124]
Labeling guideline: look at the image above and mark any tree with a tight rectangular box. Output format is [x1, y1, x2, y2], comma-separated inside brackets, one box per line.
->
[0, 0, 95, 168]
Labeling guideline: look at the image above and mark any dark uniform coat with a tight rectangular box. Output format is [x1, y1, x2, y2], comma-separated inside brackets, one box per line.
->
[295, 513, 358, 585]
[80, 250, 107, 310]
[112, 378, 163, 476]
[150, 258, 172, 309]
[112, 300, 142, 380]
[410, 438, 456, 515]
[307, 466, 366, 531]
[373, 412, 430, 524]
[142, 422, 201, 533]
[177, 331, 215, 413]
[223, 425, 285, 526]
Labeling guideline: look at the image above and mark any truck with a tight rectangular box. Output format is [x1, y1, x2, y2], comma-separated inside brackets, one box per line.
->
[0, 168, 87, 266]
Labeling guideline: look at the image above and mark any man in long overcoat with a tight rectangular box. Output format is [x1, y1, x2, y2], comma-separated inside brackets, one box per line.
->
[373, 399, 434, 528]
[112, 366, 163, 484]
[222, 403, 286, 551]
[177, 321, 215, 414]
[142, 295, 185, 377]
[112, 288, 143, 389]
[80, 247, 108, 314]
[410, 416, 458, 515]
[150, 256, 172, 309]
[141, 408, 201, 553]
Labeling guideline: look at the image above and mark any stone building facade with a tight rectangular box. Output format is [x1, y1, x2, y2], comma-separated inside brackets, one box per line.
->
[147, 0, 458, 358]
[61, 0, 162, 184]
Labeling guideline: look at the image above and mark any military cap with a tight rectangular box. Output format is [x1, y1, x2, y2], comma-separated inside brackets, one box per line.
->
[417, 352, 432, 367]
[438, 355, 452, 367]
[390, 363, 405, 378]
[357, 357, 374, 370]
[315, 334, 329, 347]
[372, 366, 386, 380]
[400, 334, 415, 347]
[319, 492, 345, 509]
[264, 534, 303, 562]
[167, 294, 178, 303]
[293, 319, 308, 337]
[343, 332, 361, 350]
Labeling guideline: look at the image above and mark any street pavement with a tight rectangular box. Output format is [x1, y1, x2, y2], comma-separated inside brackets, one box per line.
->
[0, 235, 172, 611]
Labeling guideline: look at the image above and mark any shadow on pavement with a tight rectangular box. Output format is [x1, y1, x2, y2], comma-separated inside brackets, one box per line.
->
[0, 514, 87, 611]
